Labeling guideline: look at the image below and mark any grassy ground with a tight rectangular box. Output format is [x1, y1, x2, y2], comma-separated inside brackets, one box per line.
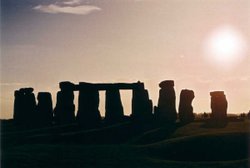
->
[1, 120, 250, 168]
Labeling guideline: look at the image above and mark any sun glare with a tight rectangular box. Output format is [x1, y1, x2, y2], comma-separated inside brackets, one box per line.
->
[203, 25, 247, 69]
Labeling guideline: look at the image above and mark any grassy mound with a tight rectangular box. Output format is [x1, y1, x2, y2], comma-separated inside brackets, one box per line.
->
[1, 120, 250, 168]
[132, 120, 250, 145]
[145, 132, 249, 161]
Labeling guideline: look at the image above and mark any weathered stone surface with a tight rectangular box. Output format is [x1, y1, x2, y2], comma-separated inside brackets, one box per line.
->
[131, 82, 153, 121]
[13, 88, 36, 125]
[77, 89, 101, 126]
[105, 89, 124, 123]
[178, 89, 195, 123]
[36, 92, 53, 126]
[155, 80, 177, 123]
[210, 91, 228, 121]
[54, 91, 75, 124]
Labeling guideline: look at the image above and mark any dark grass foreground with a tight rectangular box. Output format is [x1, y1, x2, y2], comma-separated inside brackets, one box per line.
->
[1, 120, 250, 168]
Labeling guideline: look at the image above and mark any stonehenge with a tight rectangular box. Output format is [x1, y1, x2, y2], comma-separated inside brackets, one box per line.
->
[178, 89, 195, 123]
[12, 80, 230, 127]
[154, 80, 177, 123]
[13, 81, 154, 126]
[210, 91, 228, 121]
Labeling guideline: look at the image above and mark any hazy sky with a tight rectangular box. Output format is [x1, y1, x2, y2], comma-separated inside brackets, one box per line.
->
[1, 0, 250, 119]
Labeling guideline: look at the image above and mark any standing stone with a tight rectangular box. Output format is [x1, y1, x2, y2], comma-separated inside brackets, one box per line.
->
[59, 81, 75, 91]
[13, 88, 36, 125]
[178, 89, 195, 123]
[77, 88, 101, 126]
[54, 90, 75, 124]
[155, 80, 177, 123]
[105, 89, 124, 123]
[54, 82, 76, 124]
[131, 82, 153, 121]
[36, 92, 53, 126]
[210, 91, 228, 121]
[21, 88, 36, 124]
[13, 90, 22, 124]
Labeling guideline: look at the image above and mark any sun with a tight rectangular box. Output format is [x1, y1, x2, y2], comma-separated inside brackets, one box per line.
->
[203, 25, 247, 69]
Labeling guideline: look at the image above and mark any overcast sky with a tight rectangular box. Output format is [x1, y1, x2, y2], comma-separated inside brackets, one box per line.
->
[1, 0, 250, 118]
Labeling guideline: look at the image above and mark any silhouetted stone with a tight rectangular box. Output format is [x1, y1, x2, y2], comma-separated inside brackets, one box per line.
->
[13, 90, 23, 124]
[159, 80, 174, 88]
[59, 81, 75, 91]
[36, 92, 53, 126]
[105, 89, 124, 123]
[54, 90, 75, 124]
[77, 88, 101, 127]
[23, 88, 36, 125]
[19, 87, 34, 94]
[131, 82, 153, 121]
[78, 82, 144, 90]
[210, 91, 228, 121]
[155, 80, 177, 123]
[178, 89, 195, 123]
[13, 88, 36, 126]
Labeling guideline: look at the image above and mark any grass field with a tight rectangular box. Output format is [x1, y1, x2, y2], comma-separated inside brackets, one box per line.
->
[1, 119, 250, 168]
